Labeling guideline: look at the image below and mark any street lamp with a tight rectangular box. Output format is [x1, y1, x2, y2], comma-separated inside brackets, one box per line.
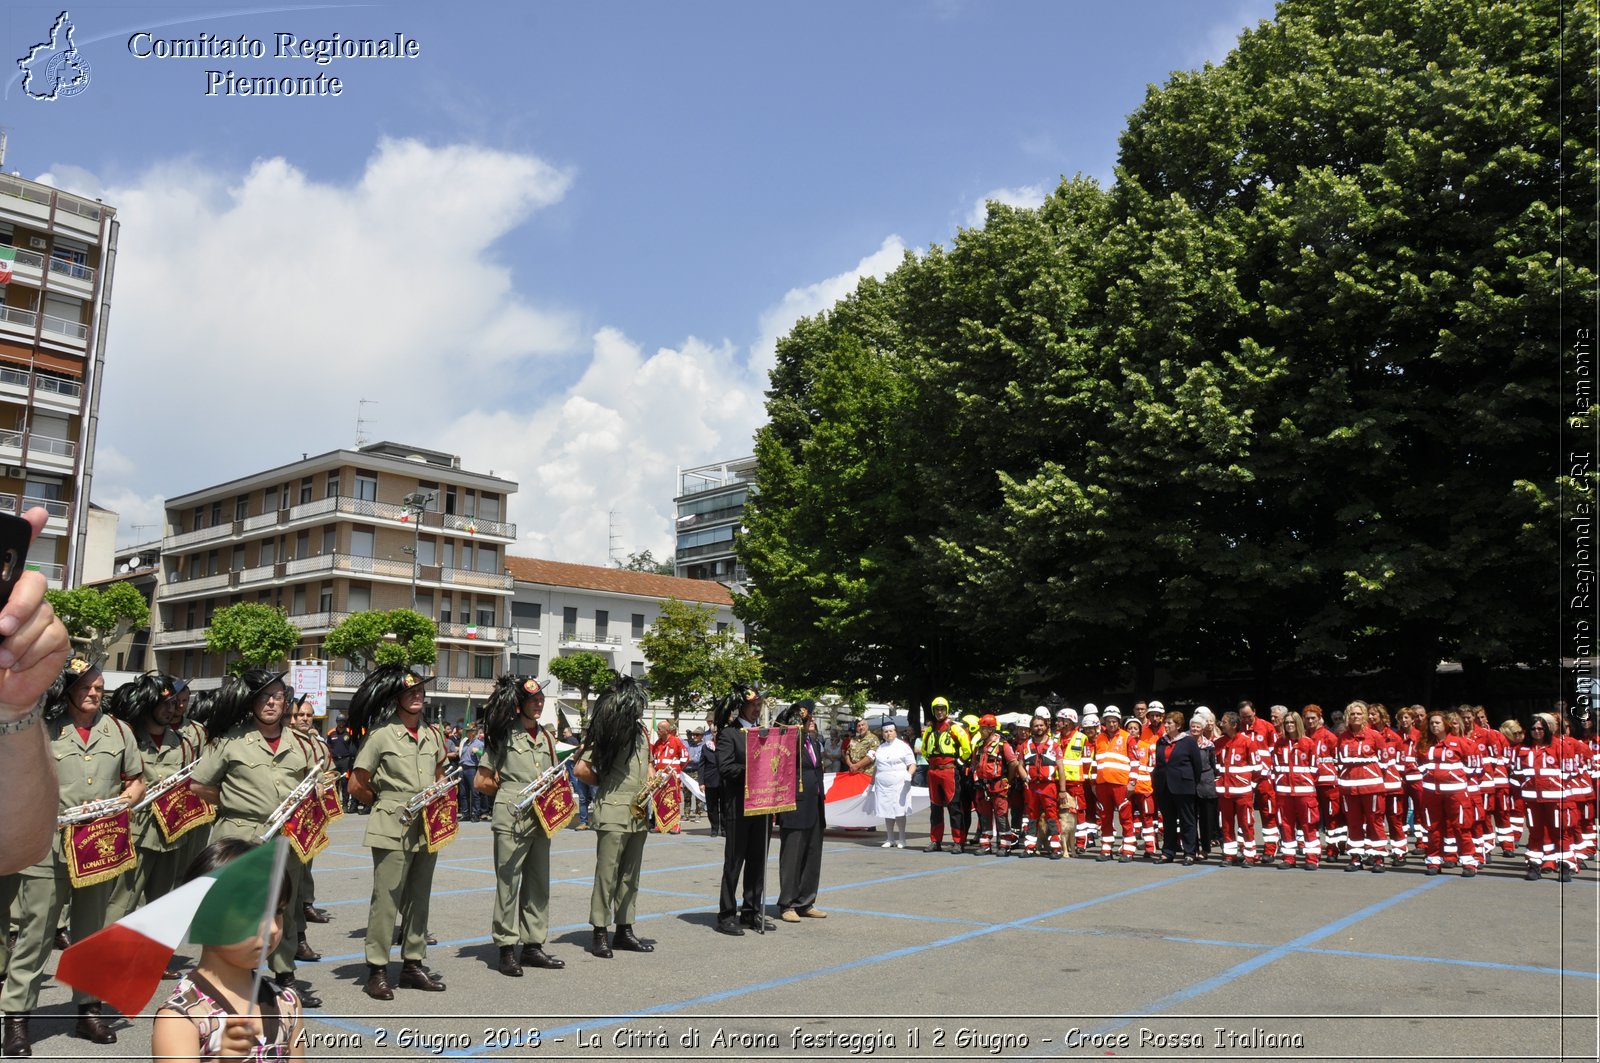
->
[401, 490, 435, 611]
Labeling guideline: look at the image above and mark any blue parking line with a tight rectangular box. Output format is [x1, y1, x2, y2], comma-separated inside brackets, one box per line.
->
[439, 868, 1217, 1059]
[1298, 945, 1600, 981]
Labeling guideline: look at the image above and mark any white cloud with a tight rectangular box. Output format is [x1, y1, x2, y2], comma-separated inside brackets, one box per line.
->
[750, 235, 907, 379]
[1186, 0, 1279, 69]
[966, 184, 1048, 228]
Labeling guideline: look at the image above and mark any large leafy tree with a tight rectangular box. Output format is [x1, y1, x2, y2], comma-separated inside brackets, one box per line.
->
[638, 598, 762, 721]
[205, 603, 300, 674]
[547, 651, 614, 729]
[46, 582, 150, 662]
[324, 608, 439, 670]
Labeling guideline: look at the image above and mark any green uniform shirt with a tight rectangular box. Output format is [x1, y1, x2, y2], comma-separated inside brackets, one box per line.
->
[578, 728, 651, 833]
[192, 726, 318, 832]
[44, 713, 143, 867]
[481, 725, 559, 837]
[133, 727, 192, 852]
[355, 719, 446, 851]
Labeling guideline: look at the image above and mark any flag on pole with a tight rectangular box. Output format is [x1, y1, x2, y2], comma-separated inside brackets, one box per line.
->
[0, 248, 14, 284]
[56, 839, 285, 1016]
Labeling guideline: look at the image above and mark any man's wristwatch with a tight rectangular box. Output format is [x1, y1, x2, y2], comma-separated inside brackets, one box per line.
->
[0, 701, 43, 735]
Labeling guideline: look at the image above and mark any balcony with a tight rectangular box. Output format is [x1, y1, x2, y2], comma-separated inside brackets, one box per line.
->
[39, 312, 87, 347]
[440, 565, 513, 591]
[0, 304, 38, 338]
[163, 494, 518, 555]
[0, 366, 84, 413]
[438, 621, 508, 643]
[559, 630, 624, 648]
[152, 627, 208, 649]
[165, 521, 234, 550]
[47, 257, 95, 298]
[25, 560, 64, 588]
[22, 495, 69, 535]
[675, 538, 738, 562]
[433, 676, 495, 696]
[0, 430, 77, 473]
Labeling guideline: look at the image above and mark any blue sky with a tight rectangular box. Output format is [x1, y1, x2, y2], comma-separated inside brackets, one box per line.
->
[1, 0, 1277, 563]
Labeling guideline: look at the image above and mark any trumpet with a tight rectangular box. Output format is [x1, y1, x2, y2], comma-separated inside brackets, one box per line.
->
[510, 765, 566, 820]
[399, 766, 462, 826]
[259, 768, 322, 842]
[630, 769, 677, 821]
[57, 796, 129, 827]
[132, 761, 201, 812]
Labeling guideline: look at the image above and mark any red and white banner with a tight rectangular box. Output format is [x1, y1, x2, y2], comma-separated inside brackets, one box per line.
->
[822, 772, 931, 829]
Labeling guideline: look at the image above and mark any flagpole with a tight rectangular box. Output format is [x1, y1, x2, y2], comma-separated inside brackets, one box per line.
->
[247, 839, 290, 1041]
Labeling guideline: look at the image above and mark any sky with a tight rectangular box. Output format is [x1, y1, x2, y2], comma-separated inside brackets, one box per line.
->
[1, 0, 1279, 564]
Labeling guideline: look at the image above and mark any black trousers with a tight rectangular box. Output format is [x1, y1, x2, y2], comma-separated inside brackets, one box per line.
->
[705, 784, 722, 832]
[718, 797, 771, 921]
[777, 820, 824, 913]
[1197, 796, 1219, 854]
[1159, 791, 1198, 856]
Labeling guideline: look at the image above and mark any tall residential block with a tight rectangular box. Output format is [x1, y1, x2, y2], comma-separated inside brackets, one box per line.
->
[673, 455, 755, 584]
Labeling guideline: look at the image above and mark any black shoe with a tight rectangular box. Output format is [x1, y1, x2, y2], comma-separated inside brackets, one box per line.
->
[1160, 853, 1176, 864]
[52, 930, 69, 952]
[520, 944, 565, 970]
[364, 966, 394, 1001]
[1461, 867, 1477, 878]
[497, 945, 523, 977]
[302, 904, 331, 924]
[1095, 853, 1111, 863]
[1424, 866, 1440, 877]
[277, 972, 321, 1009]
[924, 842, 944, 853]
[398, 961, 445, 991]
[591, 927, 614, 957]
[1049, 851, 1063, 860]
[295, 936, 322, 963]
[1260, 853, 1276, 866]
[1182, 855, 1195, 866]
[1558, 866, 1574, 883]
[1370, 860, 1386, 874]
[739, 912, 777, 931]
[72, 1004, 116, 1045]
[1345, 860, 1361, 872]
[613, 925, 654, 953]
[3, 1014, 30, 1057]
[1117, 854, 1133, 863]
[715, 917, 744, 937]
[1525, 865, 1542, 881]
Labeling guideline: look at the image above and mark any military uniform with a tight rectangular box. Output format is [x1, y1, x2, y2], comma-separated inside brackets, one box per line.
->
[355, 719, 446, 968]
[176, 719, 213, 878]
[579, 729, 650, 930]
[191, 725, 320, 977]
[481, 726, 559, 948]
[1, 714, 142, 1013]
[128, 725, 196, 906]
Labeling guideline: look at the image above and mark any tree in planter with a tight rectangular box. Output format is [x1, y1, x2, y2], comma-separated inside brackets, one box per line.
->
[45, 582, 151, 662]
[548, 651, 614, 731]
[204, 603, 301, 674]
[323, 608, 439, 670]
[638, 598, 762, 724]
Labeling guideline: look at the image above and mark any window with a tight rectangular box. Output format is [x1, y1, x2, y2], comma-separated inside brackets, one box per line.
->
[416, 539, 436, 566]
[210, 501, 223, 525]
[296, 530, 309, 559]
[259, 540, 275, 566]
[454, 650, 468, 678]
[511, 653, 540, 675]
[299, 477, 313, 504]
[348, 584, 371, 612]
[462, 490, 476, 519]
[716, 622, 728, 634]
[350, 528, 374, 558]
[231, 545, 245, 572]
[444, 486, 457, 515]
[325, 471, 339, 499]
[292, 587, 305, 613]
[263, 487, 278, 513]
[441, 541, 454, 569]
[235, 495, 248, 521]
[474, 655, 495, 679]
[319, 586, 333, 612]
[460, 544, 473, 571]
[440, 596, 452, 623]
[632, 613, 645, 639]
[322, 527, 335, 554]
[475, 545, 497, 573]
[188, 556, 202, 579]
[476, 606, 495, 627]
[185, 602, 197, 628]
[192, 505, 204, 531]
[206, 550, 219, 576]
[562, 607, 577, 636]
[511, 601, 542, 624]
[480, 494, 500, 521]
[595, 610, 609, 640]
[416, 592, 433, 618]
[354, 471, 378, 502]
[630, 661, 645, 679]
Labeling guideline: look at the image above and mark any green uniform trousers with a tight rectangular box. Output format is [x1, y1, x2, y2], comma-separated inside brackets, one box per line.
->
[0, 864, 122, 1011]
[491, 830, 551, 947]
[365, 847, 437, 967]
[589, 829, 646, 928]
[211, 818, 306, 977]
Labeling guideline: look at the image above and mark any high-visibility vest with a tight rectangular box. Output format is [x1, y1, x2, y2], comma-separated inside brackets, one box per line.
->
[1090, 731, 1131, 786]
[1020, 736, 1061, 785]
[1060, 728, 1086, 782]
[921, 721, 971, 760]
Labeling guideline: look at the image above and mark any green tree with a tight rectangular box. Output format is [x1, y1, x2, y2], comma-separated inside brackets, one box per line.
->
[324, 608, 439, 670]
[45, 582, 151, 662]
[205, 603, 301, 674]
[619, 549, 675, 575]
[547, 651, 614, 729]
[638, 598, 762, 721]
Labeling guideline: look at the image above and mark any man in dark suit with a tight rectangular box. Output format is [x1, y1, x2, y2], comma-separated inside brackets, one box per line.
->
[777, 701, 827, 923]
[714, 686, 774, 935]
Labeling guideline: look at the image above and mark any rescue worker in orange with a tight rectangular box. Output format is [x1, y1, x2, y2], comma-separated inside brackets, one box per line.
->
[970, 715, 1017, 855]
[1015, 708, 1067, 858]
[1125, 716, 1158, 861]
[1089, 707, 1135, 861]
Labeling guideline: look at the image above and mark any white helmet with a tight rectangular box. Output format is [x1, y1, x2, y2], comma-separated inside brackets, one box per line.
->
[1057, 707, 1078, 723]
[1081, 713, 1100, 729]
[1082, 702, 1098, 715]
[1103, 705, 1122, 720]
[1148, 700, 1165, 712]
[1033, 706, 1051, 720]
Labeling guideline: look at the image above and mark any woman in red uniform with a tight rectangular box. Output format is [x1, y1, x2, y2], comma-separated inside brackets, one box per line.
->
[1515, 713, 1570, 881]
[1416, 710, 1478, 877]
[1337, 701, 1389, 872]
[1271, 711, 1321, 870]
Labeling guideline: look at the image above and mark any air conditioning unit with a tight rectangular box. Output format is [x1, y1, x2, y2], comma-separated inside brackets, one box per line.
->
[26, 237, 45, 250]
[3, 466, 24, 479]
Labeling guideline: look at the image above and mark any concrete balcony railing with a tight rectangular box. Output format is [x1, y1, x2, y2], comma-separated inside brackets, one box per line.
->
[438, 622, 508, 642]
[163, 494, 518, 555]
[559, 630, 624, 647]
[440, 566, 513, 590]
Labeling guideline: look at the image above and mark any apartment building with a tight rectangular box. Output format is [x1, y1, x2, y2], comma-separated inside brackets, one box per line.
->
[155, 441, 517, 707]
[673, 455, 755, 584]
[506, 555, 739, 716]
[0, 171, 118, 586]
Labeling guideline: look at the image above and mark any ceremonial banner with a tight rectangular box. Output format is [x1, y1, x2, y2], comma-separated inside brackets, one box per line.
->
[320, 783, 344, 823]
[422, 793, 459, 852]
[151, 784, 216, 845]
[745, 725, 799, 816]
[651, 773, 683, 833]
[821, 772, 932, 829]
[65, 811, 136, 887]
[531, 772, 577, 835]
[282, 793, 330, 862]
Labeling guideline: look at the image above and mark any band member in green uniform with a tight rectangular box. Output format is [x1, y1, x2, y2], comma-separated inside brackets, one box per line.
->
[573, 675, 656, 959]
[476, 676, 566, 975]
[189, 668, 325, 1009]
[347, 665, 449, 1000]
[288, 694, 332, 958]
[1, 656, 145, 1054]
[116, 673, 197, 913]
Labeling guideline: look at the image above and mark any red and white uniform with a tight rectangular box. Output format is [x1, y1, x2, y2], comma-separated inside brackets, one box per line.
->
[1130, 732, 1158, 856]
[1272, 735, 1322, 866]
[1515, 741, 1571, 871]
[1337, 728, 1390, 863]
[1476, 725, 1516, 853]
[650, 731, 687, 826]
[1418, 735, 1479, 870]
[1308, 723, 1343, 854]
[971, 733, 1017, 852]
[1557, 732, 1594, 868]
[1019, 734, 1063, 854]
[1244, 719, 1279, 856]
[1216, 732, 1262, 862]
[1402, 730, 1426, 845]
[1377, 726, 1408, 861]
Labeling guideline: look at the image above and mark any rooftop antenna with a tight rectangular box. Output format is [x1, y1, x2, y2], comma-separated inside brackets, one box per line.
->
[355, 399, 376, 448]
[608, 510, 622, 566]
[130, 522, 158, 540]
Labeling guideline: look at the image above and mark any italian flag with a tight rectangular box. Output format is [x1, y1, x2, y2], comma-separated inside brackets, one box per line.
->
[0, 248, 13, 284]
[56, 840, 286, 1016]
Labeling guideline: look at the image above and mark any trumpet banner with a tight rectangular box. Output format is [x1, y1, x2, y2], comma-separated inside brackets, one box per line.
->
[152, 783, 216, 845]
[745, 726, 799, 816]
[320, 784, 344, 823]
[422, 793, 459, 852]
[532, 772, 577, 835]
[283, 793, 331, 862]
[651, 776, 683, 833]
[65, 811, 136, 888]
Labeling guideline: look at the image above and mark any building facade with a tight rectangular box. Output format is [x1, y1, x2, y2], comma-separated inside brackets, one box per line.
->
[0, 172, 118, 587]
[154, 441, 516, 707]
[673, 455, 755, 584]
[506, 555, 739, 719]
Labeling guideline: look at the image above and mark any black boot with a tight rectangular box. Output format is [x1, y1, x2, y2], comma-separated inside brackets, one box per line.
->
[521, 944, 565, 969]
[590, 926, 613, 959]
[497, 945, 522, 977]
[72, 1004, 116, 1045]
[276, 971, 321, 1009]
[3, 1014, 30, 1057]
[612, 925, 653, 953]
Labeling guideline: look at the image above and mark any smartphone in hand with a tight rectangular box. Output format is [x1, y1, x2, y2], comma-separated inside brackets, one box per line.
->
[0, 513, 35, 613]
